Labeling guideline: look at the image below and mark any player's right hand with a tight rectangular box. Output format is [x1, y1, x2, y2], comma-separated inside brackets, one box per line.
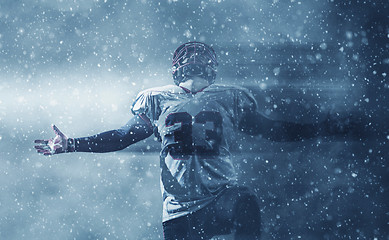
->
[34, 124, 74, 156]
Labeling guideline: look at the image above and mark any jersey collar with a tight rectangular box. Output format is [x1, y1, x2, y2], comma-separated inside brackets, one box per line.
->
[179, 85, 209, 94]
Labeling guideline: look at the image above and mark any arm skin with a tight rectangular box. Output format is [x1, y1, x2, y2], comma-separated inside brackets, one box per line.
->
[72, 114, 153, 153]
[239, 111, 351, 142]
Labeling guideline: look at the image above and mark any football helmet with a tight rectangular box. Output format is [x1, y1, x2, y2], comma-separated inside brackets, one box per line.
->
[172, 41, 218, 85]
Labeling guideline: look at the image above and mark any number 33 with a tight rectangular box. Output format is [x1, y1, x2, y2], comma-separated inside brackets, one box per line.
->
[165, 111, 223, 156]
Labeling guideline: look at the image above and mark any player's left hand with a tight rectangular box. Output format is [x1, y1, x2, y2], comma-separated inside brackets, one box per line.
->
[34, 124, 74, 155]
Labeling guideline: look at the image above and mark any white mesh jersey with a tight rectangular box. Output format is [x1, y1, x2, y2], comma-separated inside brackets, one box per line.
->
[131, 84, 257, 222]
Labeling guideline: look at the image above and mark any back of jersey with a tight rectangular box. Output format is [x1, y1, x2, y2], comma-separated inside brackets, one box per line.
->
[132, 84, 257, 222]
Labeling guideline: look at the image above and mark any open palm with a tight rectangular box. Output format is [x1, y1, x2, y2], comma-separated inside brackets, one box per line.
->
[34, 125, 70, 155]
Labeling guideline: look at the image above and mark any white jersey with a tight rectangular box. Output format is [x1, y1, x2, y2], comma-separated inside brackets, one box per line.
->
[131, 84, 257, 222]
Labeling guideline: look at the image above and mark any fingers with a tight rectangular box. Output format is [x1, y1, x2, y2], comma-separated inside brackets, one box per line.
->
[35, 149, 53, 155]
[34, 139, 53, 156]
[35, 146, 53, 156]
[34, 144, 50, 151]
[34, 140, 50, 150]
[34, 139, 49, 144]
[34, 144, 49, 150]
[52, 124, 65, 137]
[35, 149, 54, 156]
[34, 139, 50, 149]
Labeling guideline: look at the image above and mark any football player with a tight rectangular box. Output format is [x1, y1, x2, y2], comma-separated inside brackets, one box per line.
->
[35, 41, 354, 239]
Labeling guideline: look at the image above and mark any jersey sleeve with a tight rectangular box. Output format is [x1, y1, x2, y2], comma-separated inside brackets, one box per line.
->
[131, 89, 161, 123]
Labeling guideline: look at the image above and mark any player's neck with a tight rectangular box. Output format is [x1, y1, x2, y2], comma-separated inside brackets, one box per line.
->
[179, 77, 210, 93]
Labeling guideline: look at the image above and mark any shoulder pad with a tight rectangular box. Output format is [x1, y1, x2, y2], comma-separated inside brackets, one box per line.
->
[206, 84, 249, 93]
[131, 84, 183, 120]
[137, 84, 183, 97]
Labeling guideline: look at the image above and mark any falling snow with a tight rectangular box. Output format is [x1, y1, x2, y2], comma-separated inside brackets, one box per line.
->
[0, 0, 388, 239]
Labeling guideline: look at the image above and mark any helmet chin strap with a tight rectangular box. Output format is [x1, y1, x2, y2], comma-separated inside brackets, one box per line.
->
[179, 77, 210, 93]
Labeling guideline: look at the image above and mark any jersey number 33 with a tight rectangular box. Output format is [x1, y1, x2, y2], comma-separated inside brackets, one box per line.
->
[165, 111, 223, 158]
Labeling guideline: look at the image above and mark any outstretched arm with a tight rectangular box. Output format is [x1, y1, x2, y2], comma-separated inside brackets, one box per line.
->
[34, 114, 153, 155]
[239, 111, 354, 142]
[74, 114, 153, 152]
